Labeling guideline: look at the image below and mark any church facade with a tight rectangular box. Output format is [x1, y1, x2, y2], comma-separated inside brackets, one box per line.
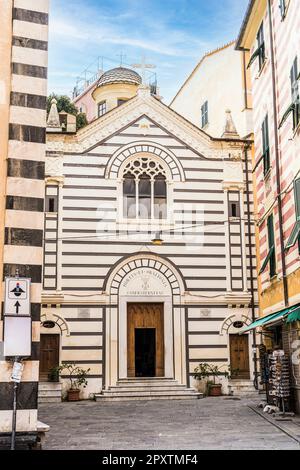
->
[43, 68, 258, 399]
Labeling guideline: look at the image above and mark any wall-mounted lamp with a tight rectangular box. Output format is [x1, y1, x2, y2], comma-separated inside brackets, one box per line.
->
[151, 231, 163, 246]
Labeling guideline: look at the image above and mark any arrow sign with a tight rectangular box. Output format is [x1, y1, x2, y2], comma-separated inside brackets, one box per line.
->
[14, 301, 21, 314]
[4, 277, 31, 316]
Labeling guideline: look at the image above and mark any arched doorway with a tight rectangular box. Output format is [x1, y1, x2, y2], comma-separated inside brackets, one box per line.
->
[220, 312, 252, 380]
[40, 311, 70, 381]
[104, 253, 186, 388]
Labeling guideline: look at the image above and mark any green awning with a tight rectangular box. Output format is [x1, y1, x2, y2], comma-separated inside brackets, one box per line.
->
[240, 307, 292, 333]
[286, 306, 300, 323]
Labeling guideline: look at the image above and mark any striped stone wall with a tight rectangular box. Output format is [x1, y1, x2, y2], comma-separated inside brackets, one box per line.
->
[44, 100, 258, 396]
[0, 0, 49, 436]
[249, 0, 300, 310]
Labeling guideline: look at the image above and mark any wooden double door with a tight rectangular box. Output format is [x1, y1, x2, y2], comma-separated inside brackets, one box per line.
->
[127, 303, 164, 377]
[39, 334, 60, 381]
[230, 334, 250, 379]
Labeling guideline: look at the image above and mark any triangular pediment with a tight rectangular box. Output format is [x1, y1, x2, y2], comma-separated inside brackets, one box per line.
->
[46, 89, 246, 160]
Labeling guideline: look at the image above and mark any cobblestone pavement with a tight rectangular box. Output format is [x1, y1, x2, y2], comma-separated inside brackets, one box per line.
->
[38, 397, 300, 450]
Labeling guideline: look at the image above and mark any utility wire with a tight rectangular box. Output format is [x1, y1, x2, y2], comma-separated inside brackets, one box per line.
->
[43, 218, 250, 242]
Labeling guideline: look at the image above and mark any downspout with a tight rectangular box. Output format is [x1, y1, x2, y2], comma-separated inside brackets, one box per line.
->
[242, 50, 249, 110]
[267, 0, 289, 306]
[244, 144, 258, 389]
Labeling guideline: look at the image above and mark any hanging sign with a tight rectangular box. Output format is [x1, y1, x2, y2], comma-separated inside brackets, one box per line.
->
[11, 362, 24, 383]
[4, 277, 31, 316]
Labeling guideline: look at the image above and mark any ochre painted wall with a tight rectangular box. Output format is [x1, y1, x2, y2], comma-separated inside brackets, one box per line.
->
[92, 82, 139, 115]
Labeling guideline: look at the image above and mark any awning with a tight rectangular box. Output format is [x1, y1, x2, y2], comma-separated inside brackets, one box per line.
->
[286, 306, 300, 323]
[240, 306, 295, 333]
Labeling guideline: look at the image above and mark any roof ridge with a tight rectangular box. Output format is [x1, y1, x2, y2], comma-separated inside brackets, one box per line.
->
[169, 39, 236, 106]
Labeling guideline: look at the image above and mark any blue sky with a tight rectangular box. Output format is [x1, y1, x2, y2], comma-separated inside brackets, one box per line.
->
[48, 0, 249, 104]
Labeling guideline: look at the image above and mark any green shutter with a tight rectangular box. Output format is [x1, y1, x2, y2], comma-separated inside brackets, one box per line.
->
[295, 178, 300, 219]
[285, 221, 300, 251]
[285, 179, 300, 252]
[279, 103, 295, 128]
[262, 116, 270, 174]
[259, 246, 275, 274]
[268, 215, 276, 277]
[279, 0, 286, 19]
[247, 46, 263, 69]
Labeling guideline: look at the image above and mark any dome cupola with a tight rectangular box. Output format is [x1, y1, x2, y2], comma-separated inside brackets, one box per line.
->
[97, 67, 142, 87]
[92, 66, 142, 118]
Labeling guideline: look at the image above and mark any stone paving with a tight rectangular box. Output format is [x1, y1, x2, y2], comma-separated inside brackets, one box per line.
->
[38, 397, 300, 450]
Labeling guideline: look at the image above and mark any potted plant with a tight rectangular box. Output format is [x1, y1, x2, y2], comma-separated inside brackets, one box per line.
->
[53, 362, 90, 401]
[48, 366, 60, 382]
[193, 363, 230, 397]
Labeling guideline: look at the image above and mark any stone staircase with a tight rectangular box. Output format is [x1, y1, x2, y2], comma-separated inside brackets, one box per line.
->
[229, 380, 259, 397]
[95, 377, 203, 402]
[38, 382, 62, 403]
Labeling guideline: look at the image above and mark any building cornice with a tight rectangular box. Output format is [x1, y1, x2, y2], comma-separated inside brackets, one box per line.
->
[236, 0, 267, 51]
[47, 93, 250, 159]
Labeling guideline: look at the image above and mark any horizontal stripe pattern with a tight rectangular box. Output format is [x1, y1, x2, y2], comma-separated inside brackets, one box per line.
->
[10, 91, 47, 109]
[1, 0, 49, 434]
[12, 7, 48, 25]
[12, 36, 48, 50]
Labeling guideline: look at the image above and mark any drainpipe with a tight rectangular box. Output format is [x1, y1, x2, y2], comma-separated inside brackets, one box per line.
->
[242, 50, 249, 110]
[267, 0, 289, 306]
[244, 145, 258, 389]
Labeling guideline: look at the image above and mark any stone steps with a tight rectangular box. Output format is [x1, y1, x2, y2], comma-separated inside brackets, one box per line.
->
[95, 378, 203, 402]
[229, 380, 258, 397]
[38, 382, 62, 404]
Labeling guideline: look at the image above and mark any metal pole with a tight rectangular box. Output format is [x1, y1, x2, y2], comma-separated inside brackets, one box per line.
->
[11, 379, 18, 450]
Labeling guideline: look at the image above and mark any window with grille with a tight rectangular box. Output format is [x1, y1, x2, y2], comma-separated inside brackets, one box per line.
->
[98, 101, 106, 117]
[123, 157, 167, 220]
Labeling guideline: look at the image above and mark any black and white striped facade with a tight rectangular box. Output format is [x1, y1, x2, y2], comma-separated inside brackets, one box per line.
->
[0, 0, 49, 436]
[44, 87, 258, 397]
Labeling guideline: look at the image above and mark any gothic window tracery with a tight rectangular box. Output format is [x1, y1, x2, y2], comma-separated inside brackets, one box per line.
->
[123, 157, 167, 220]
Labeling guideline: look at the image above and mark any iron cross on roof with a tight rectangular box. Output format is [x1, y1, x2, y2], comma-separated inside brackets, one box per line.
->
[131, 55, 156, 84]
[117, 51, 127, 67]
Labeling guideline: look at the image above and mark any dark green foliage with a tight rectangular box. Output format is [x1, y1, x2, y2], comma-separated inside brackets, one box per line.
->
[47, 93, 88, 130]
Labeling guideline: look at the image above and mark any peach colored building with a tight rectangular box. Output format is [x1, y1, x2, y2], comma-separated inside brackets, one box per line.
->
[237, 0, 300, 412]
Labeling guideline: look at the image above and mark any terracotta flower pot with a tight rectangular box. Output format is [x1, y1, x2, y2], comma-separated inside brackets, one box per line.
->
[67, 389, 80, 401]
[209, 384, 222, 397]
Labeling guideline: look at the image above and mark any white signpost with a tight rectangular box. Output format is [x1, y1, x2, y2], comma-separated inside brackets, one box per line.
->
[3, 276, 31, 450]
[4, 277, 31, 316]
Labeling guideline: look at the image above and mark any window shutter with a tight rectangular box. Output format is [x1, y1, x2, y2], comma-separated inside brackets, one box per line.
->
[259, 246, 275, 274]
[262, 116, 270, 174]
[278, 103, 295, 128]
[295, 179, 300, 220]
[279, 0, 286, 19]
[285, 221, 300, 251]
[247, 47, 261, 69]
[267, 214, 276, 277]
